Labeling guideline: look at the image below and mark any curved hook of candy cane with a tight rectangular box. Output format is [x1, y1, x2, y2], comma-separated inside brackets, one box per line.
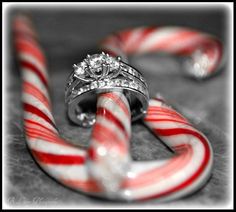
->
[15, 14, 214, 202]
[117, 97, 213, 201]
[100, 26, 224, 79]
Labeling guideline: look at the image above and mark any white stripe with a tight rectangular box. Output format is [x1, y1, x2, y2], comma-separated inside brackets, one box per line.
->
[155, 133, 198, 149]
[27, 137, 86, 156]
[41, 164, 89, 181]
[97, 95, 131, 135]
[124, 27, 146, 51]
[19, 52, 48, 79]
[23, 68, 49, 100]
[95, 115, 129, 143]
[138, 27, 183, 52]
[131, 160, 170, 176]
[146, 121, 194, 130]
[166, 34, 205, 53]
[23, 88, 49, 110]
[23, 93, 54, 122]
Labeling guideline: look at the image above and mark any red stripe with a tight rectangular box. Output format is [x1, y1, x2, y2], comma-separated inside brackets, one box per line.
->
[24, 103, 56, 129]
[26, 133, 70, 147]
[23, 81, 50, 109]
[139, 128, 211, 201]
[25, 127, 70, 148]
[147, 107, 188, 122]
[147, 108, 185, 117]
[99, 92, 130, 117]
[26, 131, 64, 144]
[24, 119, 56, 134]
[128, 26, 157, 53]
[87, 147, 96, 161]
[96, 107, 129, 139]
[14, 32, 38, 45]
[32, 149, 85, 165]
[146, 112, 187, 122]
[25, 125, 57, 138]
[15, 39, 46, 65]
[118, 29, 133, 44]
[62, 179, 101, 192]
[92, 123, 128, 154]
[144, 118, 192, 126]
[21, 60, 48, 89]
[92, 123, 125, 145]
[148, 106, 187, 118]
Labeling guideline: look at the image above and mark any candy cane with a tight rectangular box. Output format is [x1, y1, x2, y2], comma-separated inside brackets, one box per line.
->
[14, 14, 222, 201]
[100, 26, 223, 78]
[14, 14, 132, 198]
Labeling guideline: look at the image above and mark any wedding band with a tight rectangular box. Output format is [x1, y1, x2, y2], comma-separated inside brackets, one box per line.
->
[65, 52, 149, 127]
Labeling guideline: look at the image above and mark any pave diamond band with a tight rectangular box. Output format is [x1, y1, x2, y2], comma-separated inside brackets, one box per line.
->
[65, 53, 149, 127]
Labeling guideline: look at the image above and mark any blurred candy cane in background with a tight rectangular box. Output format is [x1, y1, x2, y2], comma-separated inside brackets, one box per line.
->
[13, 14, 223, 201]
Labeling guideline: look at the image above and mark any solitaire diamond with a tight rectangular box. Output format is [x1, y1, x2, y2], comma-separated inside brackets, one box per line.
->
[88, 54, 105, 70]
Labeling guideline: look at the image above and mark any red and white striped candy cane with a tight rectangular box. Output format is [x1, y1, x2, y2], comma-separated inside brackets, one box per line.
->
[100, 26, 223, 78]
[13, 15, 222, 201]
[14, 14, 132, 198]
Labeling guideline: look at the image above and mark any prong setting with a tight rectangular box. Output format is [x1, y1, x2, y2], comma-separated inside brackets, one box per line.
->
[73, 53, 122, 81]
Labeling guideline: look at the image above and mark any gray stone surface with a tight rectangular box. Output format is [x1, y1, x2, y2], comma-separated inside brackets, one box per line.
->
[5, 6, 231, 208]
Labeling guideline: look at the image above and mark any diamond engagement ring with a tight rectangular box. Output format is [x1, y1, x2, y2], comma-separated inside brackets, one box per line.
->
[65, 52, 149, 127]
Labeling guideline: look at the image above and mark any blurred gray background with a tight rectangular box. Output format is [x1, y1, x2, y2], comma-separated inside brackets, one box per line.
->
[5, 4, 231, 208]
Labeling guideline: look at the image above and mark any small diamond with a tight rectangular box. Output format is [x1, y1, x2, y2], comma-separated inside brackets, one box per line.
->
[84, 85, 90, 91]
[106, 56, 120, 70]
[88, 54, 105, 69]
[140, 75, 145, 82]
[129, 81, 138, 89]
[98, 81, 105, 87]
[71, 89, 78, 95]
[128, 68, 133, 74]
[139, 86, 145, 94]
[107, 80, 114, 86]
[133, 71, 138, 77]
[91, 81, 98, 89]
[78, 88, 84, 93]
[75, 66, 85, 75]
[115, 79, 121, 86]
[74, 62, 87, 75]
[121, 80, 129, 87]
[80, 61, 87, 69]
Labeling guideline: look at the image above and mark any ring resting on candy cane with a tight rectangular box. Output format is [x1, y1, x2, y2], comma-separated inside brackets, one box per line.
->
[14, 14, 223, 201]
[65, 52, 149, 127]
